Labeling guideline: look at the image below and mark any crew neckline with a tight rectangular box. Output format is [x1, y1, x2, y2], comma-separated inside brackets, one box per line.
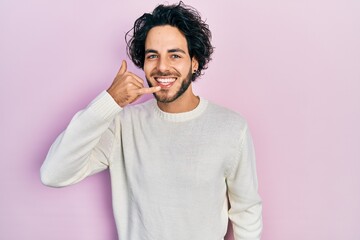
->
[152, 97, 208, 122]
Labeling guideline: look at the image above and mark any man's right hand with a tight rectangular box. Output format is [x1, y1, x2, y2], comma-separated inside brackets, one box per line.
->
[107, 60, 161, 107]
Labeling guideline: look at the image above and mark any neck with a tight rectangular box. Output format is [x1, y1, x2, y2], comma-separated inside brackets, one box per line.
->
[157, 85, 200, 113]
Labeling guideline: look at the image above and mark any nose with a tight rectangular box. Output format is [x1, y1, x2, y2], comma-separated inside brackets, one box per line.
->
[157, 57, 170, 73]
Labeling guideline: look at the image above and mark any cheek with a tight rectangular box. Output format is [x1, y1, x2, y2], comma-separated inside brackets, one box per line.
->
[170, 61, 188, 71]
[143, 62, 153, 75]
[179, 63, 192, 74]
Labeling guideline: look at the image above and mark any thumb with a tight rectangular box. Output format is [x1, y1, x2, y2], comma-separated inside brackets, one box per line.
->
[117, 60, 127, 76]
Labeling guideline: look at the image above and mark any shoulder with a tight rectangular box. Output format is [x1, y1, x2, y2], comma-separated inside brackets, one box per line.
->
[204, 99, 248, 130]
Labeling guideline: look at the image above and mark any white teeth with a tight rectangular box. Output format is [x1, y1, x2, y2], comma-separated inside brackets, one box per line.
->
[156, 78, 176, 83]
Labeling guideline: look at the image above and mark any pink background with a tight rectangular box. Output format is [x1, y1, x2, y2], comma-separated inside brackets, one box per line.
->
[1, 0, 359, 239]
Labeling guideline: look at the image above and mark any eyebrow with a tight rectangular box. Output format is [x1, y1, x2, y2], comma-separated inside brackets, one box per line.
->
[145, 48, 186, 54]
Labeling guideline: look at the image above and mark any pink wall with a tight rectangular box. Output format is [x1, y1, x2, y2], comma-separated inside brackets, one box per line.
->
[1, 0, 359, 239]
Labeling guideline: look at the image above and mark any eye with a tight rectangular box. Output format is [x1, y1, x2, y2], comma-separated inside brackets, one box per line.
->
[146, 54, 158, 59]
[171, 54, 181, 59]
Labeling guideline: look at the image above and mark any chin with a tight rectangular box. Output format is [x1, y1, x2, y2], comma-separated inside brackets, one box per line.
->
[154, 91, 178, 103]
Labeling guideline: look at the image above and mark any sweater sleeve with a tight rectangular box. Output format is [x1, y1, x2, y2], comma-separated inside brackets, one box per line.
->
[226, 124, 263, 240]
[40, 91, 122, 187]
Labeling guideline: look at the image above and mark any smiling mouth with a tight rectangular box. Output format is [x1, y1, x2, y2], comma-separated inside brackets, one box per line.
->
[155, 77, 177, 88]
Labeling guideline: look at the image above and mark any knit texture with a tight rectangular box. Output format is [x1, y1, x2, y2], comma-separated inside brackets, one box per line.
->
[41, 91, 262, 240]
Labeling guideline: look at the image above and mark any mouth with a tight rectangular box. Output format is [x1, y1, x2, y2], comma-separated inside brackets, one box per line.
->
[154, 77, 177, 89]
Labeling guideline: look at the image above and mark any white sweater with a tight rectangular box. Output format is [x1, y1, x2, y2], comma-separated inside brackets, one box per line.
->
[41, 91, 262, 240]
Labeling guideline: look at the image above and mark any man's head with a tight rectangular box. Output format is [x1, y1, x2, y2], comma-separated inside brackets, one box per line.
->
[126, 2, 214, 82]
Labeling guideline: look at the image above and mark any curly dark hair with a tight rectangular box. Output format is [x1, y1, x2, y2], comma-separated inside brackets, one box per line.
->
[126, 1, 214, 81]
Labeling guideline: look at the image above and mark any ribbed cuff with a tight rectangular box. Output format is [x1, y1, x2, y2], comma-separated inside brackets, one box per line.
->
[88, 90, 122, 120]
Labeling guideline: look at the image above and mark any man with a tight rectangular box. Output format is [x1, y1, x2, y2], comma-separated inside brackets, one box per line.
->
[41, 2, 263, 240]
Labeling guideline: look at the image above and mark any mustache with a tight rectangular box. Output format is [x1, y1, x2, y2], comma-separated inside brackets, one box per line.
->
[150, 70, 181, 77]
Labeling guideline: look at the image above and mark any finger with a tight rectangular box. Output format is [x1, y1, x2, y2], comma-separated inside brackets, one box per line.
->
[129, 95, 141, 104]
[127, 72, 145, 85]
[136, 86, 161, 95]
[117, 60, 127, 76]
[125, 79, 144, 90]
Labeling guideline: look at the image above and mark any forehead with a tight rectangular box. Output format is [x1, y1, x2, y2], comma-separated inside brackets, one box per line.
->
[145, 25, 189, 53]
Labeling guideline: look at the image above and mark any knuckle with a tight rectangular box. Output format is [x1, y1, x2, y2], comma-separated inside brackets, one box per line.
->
[137, 89, 145, 95]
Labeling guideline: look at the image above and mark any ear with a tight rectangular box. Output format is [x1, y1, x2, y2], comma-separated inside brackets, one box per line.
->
[191, 57, 199, 73]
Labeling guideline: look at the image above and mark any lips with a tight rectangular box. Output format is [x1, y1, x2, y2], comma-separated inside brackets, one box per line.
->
[155, 77, 177, 88]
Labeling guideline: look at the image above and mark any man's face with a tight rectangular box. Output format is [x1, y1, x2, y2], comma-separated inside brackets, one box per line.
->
[144, 25, 198, 103]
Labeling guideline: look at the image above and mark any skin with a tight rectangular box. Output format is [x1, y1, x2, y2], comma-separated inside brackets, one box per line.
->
[107, 25, 199, 113]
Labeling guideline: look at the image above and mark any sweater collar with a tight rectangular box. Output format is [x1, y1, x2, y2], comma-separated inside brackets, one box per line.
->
[152, 97, 208, 122]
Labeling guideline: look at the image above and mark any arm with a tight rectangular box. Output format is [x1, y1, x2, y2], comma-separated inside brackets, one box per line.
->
[40, 60, 161, 187]
[226, 124, 263, 240]
[40, 91, 121, 187]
